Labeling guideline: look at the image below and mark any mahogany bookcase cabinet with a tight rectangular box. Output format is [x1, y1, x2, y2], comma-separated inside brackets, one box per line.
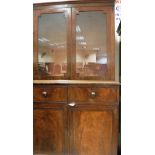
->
[33, 0, 120, 155]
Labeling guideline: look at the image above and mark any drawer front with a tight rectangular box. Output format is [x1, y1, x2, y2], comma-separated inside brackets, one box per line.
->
[33, 86, 67, 102]
[68, 86, 118, 104]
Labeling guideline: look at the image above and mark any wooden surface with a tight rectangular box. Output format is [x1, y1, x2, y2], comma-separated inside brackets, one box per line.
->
[33, 8, 70, 80]
[33, 84, 119, 155]
[33, 4, 115, 80]
[68, 86, 118, 104]
[33, 1, 119, 155]
[33, 106, 66, 155]
[70, 108, 113, 155]
[33, 86, 67, 102]
[71, 6, 115, 80]
[34, 0, 115, 7]
[33, 80, 120, 85]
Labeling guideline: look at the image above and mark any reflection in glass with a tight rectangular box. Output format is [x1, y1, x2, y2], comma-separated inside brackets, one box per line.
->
[37, 13, 67, 79]
[76, 11, 107, 77]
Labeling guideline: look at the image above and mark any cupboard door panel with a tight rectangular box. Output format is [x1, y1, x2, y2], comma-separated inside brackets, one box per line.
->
[71, 108, 114, 155]
[33, 108, 65, 155]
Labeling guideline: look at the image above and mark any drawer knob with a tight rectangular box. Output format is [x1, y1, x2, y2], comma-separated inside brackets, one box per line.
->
[91, 91, 96, 97]
[42, 91, 48, 97]
[68, 102, 76, 107]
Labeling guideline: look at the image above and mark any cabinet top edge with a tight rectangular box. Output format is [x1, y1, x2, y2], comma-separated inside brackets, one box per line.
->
[33, 0, 115, 7]
[33, 80, 120, 85]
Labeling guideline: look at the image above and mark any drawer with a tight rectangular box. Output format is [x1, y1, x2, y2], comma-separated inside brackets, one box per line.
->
[68, 86, 118, 104]
[33, 85, 67, 102]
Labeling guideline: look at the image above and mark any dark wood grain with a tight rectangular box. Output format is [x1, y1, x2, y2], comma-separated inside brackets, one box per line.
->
[70, 106, 115, 155]
[33, 107, 66, 155]
[68, 86, 118, 104]
[33, 86, 67, 102]
[112, 108, 119, 155]
[33, 84, 119, 155]
[33, 1, 119, 155]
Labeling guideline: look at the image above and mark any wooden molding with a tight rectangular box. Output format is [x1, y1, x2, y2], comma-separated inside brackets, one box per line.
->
[33, 80, 120, 85]
[34, 0, 115, 7]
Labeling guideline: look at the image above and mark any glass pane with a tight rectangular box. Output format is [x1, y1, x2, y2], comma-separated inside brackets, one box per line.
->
[37, 13, 67, 79]
[76, 11, 107, 78]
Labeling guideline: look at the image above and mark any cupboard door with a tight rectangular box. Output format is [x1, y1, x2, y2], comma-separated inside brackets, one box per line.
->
[70, 106, 118, 155]
[33, 104, 67, 155]
[72, 7, 115, 80]
[33, 8, 71, 80]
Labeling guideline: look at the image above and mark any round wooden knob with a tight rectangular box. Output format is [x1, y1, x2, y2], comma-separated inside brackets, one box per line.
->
[91, 91, 96, 97]
[68, 102, 76, 107]
[42, 91, 48, 97]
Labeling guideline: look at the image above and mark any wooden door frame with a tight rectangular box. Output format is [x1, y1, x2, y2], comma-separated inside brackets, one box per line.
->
[34, 4, 115, 81]
[33, 7, 72, 80]
[71, 6, 115, 80]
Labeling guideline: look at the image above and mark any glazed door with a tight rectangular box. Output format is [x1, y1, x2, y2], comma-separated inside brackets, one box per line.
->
[71, 7, 115, 80]
[33, 6, 115, 81]
[69, 105, 118, 155]
[33, 104, 67, 155]
[33, 8, 71, 80]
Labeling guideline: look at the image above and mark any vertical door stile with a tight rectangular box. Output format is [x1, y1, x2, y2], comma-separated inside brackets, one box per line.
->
[66, 8, 71, 80]
[33, 10, 39, 79]
[110, 107, 119, 155]
[110, 8, 115, 81]
[106, 8, 115, 81]
[68, 85, 72, 155]
[66, 84, 70, 155]
[71, 8, 77, 79]
[106, 9, 110, 80]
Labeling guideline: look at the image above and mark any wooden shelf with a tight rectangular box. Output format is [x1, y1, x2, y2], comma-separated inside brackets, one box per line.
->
[33, 80, 120, 85]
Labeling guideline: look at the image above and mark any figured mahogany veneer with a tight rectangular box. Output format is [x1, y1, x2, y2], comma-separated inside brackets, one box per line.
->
[33, 83, 119, 155]
[68, 86, 118, 104]
[33, 107, 66, 155]
[33, 0, 119, 155]
[71, 109, 113, 155]
[33, 86, 67, 102]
